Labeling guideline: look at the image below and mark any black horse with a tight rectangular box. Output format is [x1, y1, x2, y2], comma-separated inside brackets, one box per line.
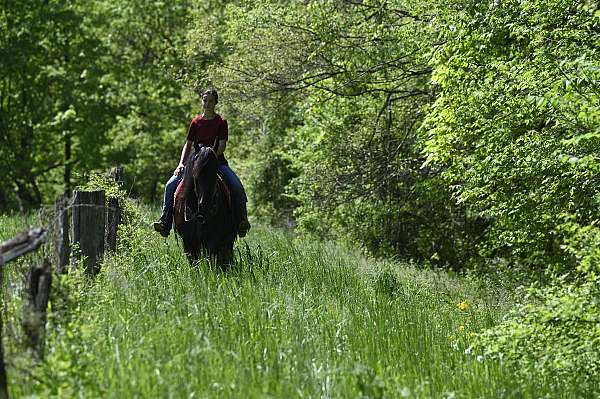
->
[173, 145, 237, 266]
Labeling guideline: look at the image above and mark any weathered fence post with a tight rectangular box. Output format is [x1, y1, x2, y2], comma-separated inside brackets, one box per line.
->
[72, 190, 105, 276]
[55, 193, 71, 274]
[23, 258, 52, 359]
[106, 166, 123, 252]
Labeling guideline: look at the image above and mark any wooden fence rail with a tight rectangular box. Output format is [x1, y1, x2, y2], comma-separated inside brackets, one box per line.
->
[0, 229, 46, 267]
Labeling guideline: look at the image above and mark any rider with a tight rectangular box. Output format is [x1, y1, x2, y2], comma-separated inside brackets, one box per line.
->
[153, 88, 251, 238]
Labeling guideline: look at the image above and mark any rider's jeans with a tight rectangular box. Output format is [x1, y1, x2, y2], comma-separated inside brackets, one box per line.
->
[160, 172, 182, 226]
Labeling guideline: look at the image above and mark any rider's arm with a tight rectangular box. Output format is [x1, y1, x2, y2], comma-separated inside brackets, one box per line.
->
[214, 119, 228, 157]
[176, 140, 193, 173]
[215, 139, 227, 157]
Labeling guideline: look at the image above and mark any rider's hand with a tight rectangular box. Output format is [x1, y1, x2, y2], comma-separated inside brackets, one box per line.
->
[174, 163, 185, 176]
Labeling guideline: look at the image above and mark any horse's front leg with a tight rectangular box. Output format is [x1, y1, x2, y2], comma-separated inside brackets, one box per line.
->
[215, 244, 233, 271]
[180, 237, 200, 267]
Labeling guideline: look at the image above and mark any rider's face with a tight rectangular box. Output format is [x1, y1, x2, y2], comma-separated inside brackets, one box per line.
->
[202, 93, 216, 111]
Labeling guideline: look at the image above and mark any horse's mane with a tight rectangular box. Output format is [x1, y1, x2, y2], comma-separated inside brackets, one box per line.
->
[183, 145, 218, 208]
[184, 146, 210, 180]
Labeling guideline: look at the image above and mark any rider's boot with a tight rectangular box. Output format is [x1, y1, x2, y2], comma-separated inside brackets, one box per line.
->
[153, 210, 172, 237]
[238, 219, 251, 238]
[154, 173, 181, 238]
[237, 200, 251, 238]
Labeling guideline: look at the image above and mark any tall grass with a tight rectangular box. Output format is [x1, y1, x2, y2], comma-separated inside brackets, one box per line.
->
[1, 208, 575, 397]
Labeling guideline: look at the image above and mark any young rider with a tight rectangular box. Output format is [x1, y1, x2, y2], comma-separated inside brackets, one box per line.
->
[153, 88, 251, 238]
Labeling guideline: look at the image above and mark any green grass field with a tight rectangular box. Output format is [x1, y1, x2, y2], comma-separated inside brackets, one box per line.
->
[0, 209, 575, 398]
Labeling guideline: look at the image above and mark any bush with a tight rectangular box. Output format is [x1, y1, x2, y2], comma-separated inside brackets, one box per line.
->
[475, 277, 600, 395]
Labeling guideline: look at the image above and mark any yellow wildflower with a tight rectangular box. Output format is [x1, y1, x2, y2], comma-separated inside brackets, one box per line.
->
[457, 301, 469, 311]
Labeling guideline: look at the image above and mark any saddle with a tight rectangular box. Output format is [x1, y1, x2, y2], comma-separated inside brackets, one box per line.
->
[173, 171, 232, 227]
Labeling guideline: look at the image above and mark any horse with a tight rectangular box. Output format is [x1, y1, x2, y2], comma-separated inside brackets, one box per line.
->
[173, 145, 238, 267]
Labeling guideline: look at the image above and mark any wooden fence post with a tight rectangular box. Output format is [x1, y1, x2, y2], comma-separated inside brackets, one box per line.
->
[55, 193, 70, 274]
[72, 190, 105, 276]
[106, 166, 122, 252]
[23, 258, 52, 359]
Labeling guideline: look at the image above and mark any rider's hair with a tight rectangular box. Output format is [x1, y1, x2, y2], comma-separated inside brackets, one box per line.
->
[201, 88, 219, 104]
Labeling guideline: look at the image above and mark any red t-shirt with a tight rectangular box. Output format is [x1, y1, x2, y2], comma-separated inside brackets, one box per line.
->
[186, 114, 228, 163]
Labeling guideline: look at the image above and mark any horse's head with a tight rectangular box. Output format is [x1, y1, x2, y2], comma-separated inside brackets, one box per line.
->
[183, 145, 218, 223]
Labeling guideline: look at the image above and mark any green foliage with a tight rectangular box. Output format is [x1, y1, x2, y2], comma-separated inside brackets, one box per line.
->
[475, 278, 600, 396]
[77, 169, 143, 230]
[423, 0, 600, 271]
[3, 1, 600, 392]
[0, 0, 110, 207]
[421, 0, 600, 388]
[4, 0, 598, 273]
[95, 0, 197, 201]
[0, 0, 199, 209]
[28, 267, 102, 396]
[78, 171, 125, 201]
[188, 0, 486, 264]
[474, 215, 600, 394]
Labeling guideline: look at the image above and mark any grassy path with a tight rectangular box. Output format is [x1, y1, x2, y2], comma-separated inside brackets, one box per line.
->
[1, 211, 556, 397]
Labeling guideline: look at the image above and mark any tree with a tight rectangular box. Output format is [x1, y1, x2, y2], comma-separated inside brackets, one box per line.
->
[0, 0, 200, 209]
[423, 0, 600, 271]
[0, 0, 105, 208]
[183, 0, 482, 263]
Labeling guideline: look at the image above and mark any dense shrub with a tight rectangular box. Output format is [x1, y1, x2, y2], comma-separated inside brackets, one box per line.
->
[476, 277, 600, 395]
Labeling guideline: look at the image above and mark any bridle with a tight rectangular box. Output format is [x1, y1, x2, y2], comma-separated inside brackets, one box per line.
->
[184, 147, 218, 224]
